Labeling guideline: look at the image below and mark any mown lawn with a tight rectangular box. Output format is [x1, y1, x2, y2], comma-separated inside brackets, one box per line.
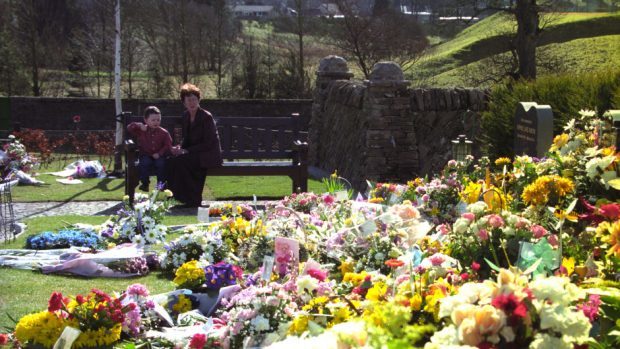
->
[11, 172, 325, 202]
[0, 215, 197, 330]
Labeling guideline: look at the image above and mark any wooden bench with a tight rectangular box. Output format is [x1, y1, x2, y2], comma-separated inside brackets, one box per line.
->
[123, 113, 308, 204]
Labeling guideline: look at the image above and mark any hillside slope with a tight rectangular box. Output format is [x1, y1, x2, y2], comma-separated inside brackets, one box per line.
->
[411, 12, 620, 87]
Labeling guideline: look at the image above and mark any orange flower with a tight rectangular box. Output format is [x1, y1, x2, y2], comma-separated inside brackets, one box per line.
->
[384, 259, 404, 268]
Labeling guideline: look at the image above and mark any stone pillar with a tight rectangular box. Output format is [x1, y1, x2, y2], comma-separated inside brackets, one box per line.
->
[362, 62, 416, 186]
[309, 55, 353, 165]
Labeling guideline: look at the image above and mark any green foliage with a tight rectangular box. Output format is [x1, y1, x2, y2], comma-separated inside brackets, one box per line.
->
[480, 69, 620, 159]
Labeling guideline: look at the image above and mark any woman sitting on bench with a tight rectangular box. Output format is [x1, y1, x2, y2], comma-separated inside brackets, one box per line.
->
[166, 83, 222, 207]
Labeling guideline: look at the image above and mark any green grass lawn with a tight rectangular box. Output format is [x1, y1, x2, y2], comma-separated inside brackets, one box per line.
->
[0, 215, 199, 330]
[11, 172, 325, 202]
[411, 12, 620, 85]
[430, 34, 620, 87]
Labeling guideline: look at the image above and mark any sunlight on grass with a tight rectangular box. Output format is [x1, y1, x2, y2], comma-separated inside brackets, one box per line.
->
[0, 214, 197, 329]
[207, 176, 325, 199]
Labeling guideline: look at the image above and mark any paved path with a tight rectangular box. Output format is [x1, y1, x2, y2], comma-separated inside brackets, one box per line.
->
[11, 200, 275, 221]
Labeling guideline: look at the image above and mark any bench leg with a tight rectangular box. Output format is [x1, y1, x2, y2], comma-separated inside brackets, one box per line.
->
[125, 151, 140, 206]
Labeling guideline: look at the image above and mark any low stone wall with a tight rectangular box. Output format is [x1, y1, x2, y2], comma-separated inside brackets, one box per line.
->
[309, 56, 488, 191]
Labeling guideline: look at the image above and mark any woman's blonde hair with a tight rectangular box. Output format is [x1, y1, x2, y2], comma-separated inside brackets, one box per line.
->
[180, 83, 201, 101]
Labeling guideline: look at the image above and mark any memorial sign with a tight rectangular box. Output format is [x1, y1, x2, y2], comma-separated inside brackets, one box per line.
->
[514, 102, 553, 158]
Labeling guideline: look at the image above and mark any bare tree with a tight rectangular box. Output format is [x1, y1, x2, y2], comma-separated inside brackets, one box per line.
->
[9, 0, 72, 96]
[332, 0, 429, 78]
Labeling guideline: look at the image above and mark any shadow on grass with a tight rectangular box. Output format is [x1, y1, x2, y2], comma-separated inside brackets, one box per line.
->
[16, 178, 124, 220]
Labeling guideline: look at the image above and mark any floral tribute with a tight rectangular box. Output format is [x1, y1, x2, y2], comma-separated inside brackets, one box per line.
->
[98, 186, 174, 247]
[5, 109, 620, 349]
[0, 134, 39, 180]
[14, 289, 132, 348]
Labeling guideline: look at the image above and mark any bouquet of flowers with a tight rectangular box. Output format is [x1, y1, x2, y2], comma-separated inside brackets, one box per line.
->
[0, 135, 39, 180]
[405, 174, 464, 224]
[100, 187, 173, 247]
[208, 202, 257, 220]
[25, 229, 102, 250]
[15, 289, 133, 348]
[121, 283, 161, 338]
[426, 268, 593, 349]
[217, 282, 298, 348]
[160, 225, 230, 276]
[280, 192, 322, 214]
[368, 182, 408, 204]
[173, 260, 242, 292]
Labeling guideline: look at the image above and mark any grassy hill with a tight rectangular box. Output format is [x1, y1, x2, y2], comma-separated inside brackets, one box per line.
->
[411, 12, 620, 87]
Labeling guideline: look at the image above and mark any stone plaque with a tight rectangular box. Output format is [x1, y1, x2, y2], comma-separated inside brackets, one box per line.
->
[514, 102, 553, 158]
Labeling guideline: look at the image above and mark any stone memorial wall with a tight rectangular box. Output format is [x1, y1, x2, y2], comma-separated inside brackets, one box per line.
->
[309, 55, 488, 191]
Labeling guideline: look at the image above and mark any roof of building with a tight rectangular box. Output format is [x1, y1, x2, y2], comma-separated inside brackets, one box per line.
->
[232, 5, 274, 12]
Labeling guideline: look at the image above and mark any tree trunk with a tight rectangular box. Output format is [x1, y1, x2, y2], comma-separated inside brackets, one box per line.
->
[295, 0, 304, 98]
[515, 0, 538, 80]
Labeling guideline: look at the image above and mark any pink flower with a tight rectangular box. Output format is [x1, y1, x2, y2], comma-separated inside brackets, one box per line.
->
[437, 224, 450, 235]
[461, 212, 476, 221]
[72, 115, 81, 123]
[429, 254, 445, 266]
[306, 268, 327, 282]
[477, 229, 489, 241]
[547, 234, 559, 248]
[530, 225, 548, 239]
[322, 194, 335, 205]
[515, 218, 529, 229]
[487, 214, 504, 228]
[578, 294, 601, 322]
[471, 261, 481, 271]
[127, 283, 149, 297]
[460, 272, 469, 281]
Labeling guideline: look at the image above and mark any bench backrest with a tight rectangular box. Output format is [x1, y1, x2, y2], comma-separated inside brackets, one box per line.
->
[124, 113, 302, 159]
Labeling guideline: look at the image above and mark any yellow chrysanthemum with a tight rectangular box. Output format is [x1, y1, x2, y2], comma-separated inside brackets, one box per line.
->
[173, 260, 205, 288]
[339, 260, 354, 275]
[521, 175, 574, 206]
[15, 311, 65, 348]
[494, 157, 512, 167]
[343, 271, 367, 285]
[288, 315, 309, 335]
[73, 323, 122, 348]
[550, 133, 570, 152]
[173, 294, 193, 314]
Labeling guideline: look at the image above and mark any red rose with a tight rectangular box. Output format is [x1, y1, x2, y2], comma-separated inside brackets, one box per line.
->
[73, 115, 81, 123]
[0, 333, 9, 345]
[189, 333, 207, 349]
[48, 292, 65, 312]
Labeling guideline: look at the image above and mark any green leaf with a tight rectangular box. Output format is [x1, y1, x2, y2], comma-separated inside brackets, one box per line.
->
[484, 258, 501, 272]
[608, 178, 620, 191]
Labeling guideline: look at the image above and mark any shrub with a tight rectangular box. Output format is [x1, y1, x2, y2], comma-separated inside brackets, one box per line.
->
[480, 69, 620, 159]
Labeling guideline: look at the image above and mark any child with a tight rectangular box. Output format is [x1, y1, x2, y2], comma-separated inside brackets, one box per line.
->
[127, 106, 172, 191]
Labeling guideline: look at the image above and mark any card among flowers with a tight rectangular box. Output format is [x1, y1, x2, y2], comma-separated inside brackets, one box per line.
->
[274, 236, 299, 276]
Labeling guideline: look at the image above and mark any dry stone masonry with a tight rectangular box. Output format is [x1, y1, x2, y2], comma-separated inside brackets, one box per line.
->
[310, 56, 488, 191]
